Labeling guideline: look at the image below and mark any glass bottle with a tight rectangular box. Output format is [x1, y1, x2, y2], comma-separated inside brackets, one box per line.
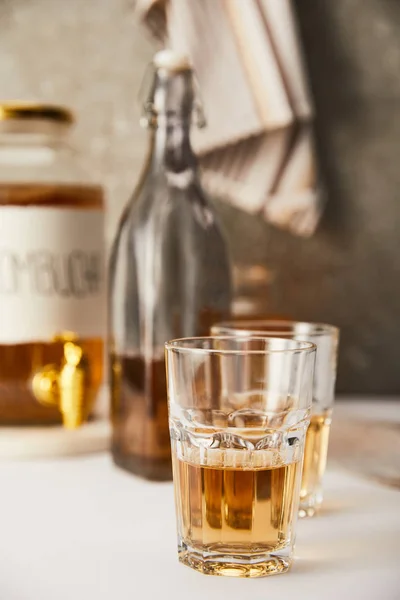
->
[109, 51, 232, 480]
[0, 104, 105, 428]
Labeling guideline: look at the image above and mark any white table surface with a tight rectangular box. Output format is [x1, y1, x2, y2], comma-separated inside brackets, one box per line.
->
[1, 400, 399, 600]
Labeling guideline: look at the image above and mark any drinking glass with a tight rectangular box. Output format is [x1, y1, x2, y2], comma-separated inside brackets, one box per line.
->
[212, 322, 339, 517]
[165, 336, 316, 577]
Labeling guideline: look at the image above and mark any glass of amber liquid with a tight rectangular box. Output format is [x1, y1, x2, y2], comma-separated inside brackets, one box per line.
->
[212, 322, 339, 518]
[165, 336, 316, 577]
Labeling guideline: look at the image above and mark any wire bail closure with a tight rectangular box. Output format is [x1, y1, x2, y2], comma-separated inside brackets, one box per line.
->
[138, 59, 206, 130]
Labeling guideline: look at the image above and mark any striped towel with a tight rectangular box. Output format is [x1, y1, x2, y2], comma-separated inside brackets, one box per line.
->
[136, 0, 322, 237]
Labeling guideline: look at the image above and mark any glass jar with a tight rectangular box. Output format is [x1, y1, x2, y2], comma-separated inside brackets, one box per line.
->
[0, 103, 105, 428]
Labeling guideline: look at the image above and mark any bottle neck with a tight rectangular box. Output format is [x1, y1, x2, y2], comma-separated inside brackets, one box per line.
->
[149, 114, 197, 174]
[144, 68, 199, 175]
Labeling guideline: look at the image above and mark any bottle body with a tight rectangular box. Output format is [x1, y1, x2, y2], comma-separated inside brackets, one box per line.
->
[0, 105, 105, 427]
[110, 163, 232, 479]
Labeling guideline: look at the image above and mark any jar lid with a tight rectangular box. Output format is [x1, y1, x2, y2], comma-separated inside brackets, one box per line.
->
[0, 103, 74, 125]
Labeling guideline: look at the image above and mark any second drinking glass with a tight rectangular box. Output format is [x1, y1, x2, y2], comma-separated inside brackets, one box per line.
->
[212, 321, 339, 517]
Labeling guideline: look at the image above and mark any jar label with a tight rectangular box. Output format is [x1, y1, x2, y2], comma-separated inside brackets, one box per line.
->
[0, 207, 105, 343]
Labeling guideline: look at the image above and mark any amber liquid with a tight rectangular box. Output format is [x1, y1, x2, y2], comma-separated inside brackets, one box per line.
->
[0, 183, 104, 425]
[110, 309, 227, 480]
[173, 453, 301, 566]
[300, 411, 332, 513]
[111, 354, 171, 480]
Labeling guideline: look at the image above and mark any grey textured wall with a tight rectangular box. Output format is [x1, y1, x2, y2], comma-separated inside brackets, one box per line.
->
[1, 0, 399, 393]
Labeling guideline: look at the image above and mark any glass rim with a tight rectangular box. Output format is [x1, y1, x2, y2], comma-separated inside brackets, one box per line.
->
[212, 320, 339, 338]
[165, 335, 316, 356]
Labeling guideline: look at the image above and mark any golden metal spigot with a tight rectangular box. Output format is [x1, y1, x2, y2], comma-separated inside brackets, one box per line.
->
[31, 333, 93, 429]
